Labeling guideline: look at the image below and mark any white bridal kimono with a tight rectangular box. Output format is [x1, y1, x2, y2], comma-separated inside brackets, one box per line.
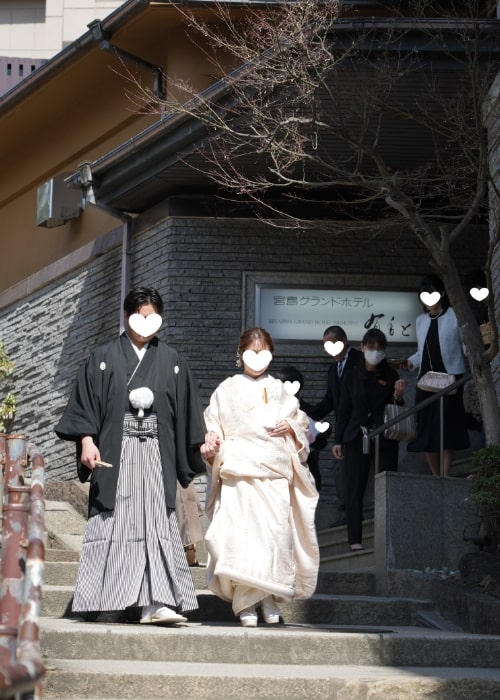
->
[204, 373, 320, 615]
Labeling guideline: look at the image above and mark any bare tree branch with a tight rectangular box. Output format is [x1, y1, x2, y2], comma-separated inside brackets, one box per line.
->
[129, 0, 500, 442]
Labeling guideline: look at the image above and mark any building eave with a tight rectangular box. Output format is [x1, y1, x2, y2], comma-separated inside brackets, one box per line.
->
[65, 14, 500, 214]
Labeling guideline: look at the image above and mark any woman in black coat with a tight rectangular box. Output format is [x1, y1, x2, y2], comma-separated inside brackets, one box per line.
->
[333, 329, 406, 551]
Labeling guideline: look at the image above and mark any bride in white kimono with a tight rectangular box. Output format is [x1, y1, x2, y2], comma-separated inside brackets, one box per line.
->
[201, 327, 319, 627]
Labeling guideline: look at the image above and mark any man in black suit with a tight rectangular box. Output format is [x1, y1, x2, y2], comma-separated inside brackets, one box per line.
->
[309, 325, 362, 527]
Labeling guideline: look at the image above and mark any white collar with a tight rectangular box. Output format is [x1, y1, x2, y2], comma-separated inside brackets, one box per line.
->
[126, 333, 149, 360]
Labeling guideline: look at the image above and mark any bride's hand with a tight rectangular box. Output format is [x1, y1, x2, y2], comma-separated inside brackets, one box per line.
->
[201, 431, 221, 461]
[267, 420, 291, 438]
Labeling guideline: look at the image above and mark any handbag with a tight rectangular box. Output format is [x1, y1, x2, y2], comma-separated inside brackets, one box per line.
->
[416, 339, 456, 394]
[417, 370, 456, 394]
[384, 403, 417, 442]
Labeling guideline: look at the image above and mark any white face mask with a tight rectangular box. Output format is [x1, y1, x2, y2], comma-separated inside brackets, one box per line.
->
[364, 349, 385, 366]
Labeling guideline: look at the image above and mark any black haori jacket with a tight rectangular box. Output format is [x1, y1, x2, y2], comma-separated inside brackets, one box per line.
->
[55, 334, 206, 517]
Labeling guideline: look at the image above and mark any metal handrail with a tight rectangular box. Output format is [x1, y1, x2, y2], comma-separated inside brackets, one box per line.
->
[364, 373, 471, 477]
[0, 436, 46, 699]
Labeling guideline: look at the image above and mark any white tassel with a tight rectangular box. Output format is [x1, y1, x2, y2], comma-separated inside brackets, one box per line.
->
[129, 387, 154, 418]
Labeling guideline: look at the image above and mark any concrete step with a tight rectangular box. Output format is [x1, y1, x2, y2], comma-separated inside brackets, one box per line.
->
[43, 543, 375, 578]
[47, 533, 84, 552]
[45, 548, 80, 562]
[42, 560, 376, 596]
[43, 560, 211, 588]
[316, 570, 376, 595]
[317, 519, 374, 548]
[42, 585, 75, 619]
[320, 534, 374, 560]
[320, 547, 375, 573]
[317, 519, 375, 571]
[39, 618, 500, 667]
[41, 584, 433, 627]
[44, 560, 79, 586]
[42, 657, 500, 699]
[44, 499, 86, 554]
[190, 592, 434, 626]
[42, 561, 208, 588]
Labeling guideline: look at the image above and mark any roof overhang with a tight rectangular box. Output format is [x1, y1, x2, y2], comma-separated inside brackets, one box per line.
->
[63, 15, 500, 216]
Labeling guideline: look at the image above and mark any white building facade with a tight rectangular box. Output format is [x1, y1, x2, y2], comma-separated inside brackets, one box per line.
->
[0, 1, 123, 91]
[0, 1, 123, 58]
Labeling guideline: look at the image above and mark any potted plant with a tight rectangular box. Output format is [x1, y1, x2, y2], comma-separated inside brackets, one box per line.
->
[469, 444, 500, 553]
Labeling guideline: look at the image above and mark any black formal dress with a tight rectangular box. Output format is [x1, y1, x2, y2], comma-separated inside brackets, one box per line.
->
[408, 316, 469, 453]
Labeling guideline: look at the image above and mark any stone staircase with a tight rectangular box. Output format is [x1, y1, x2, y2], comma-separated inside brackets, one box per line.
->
[40, 499, 500, 699]
[318, 519, 374, 572]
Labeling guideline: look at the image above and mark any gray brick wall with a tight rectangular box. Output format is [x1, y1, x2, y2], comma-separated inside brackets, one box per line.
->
[0, 248, 122, 482]
[0, 214, 489, 506]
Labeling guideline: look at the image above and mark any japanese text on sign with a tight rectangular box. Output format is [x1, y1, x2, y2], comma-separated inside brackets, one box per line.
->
[256, 287, 421, 343]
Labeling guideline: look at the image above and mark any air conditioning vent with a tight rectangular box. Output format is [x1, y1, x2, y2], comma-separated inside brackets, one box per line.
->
[37, 173, 81, 227]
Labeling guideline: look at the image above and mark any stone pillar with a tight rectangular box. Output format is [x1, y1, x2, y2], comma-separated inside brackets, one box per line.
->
[374, 471, 478, 595]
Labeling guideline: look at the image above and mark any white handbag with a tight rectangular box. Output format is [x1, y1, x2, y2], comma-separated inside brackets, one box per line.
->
[417, 370, 456, 394]
[417, 340, 456, 394]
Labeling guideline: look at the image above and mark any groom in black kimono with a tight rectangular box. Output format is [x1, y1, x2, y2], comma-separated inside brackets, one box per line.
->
[55, 286, 206, 624]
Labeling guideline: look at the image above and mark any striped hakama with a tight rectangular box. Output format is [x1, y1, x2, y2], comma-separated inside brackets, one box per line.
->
[72, 413, 198, 614]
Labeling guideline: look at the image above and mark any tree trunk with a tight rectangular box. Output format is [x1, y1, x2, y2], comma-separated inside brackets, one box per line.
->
[439, 257, 500, 446]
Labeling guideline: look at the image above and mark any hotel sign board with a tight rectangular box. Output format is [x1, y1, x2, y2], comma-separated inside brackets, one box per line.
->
[255, 286, 422, 343]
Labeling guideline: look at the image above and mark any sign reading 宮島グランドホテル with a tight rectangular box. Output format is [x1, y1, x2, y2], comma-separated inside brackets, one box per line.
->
[255, 287, 422, 343]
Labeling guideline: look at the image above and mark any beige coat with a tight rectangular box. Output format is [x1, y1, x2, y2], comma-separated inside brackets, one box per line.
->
[204, 373, 319, 615]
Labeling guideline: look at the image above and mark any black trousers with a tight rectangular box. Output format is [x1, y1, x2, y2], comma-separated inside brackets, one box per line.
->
[344, 433, 399, 545]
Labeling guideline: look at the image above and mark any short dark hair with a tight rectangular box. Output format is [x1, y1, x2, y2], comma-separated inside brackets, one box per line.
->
[323, 325, 347, 340]
[362, 328, 387, 348]
[123, 287, 164, 316]
[275, 366, 304, 389]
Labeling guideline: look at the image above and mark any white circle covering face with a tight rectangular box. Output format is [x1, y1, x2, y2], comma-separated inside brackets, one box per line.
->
[324, 340, 345, 357]
[469, 287, 489, 302]
[242, 349, 272, 372]
[128, 313, 162, 338]
[419, 291, 441, 307]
